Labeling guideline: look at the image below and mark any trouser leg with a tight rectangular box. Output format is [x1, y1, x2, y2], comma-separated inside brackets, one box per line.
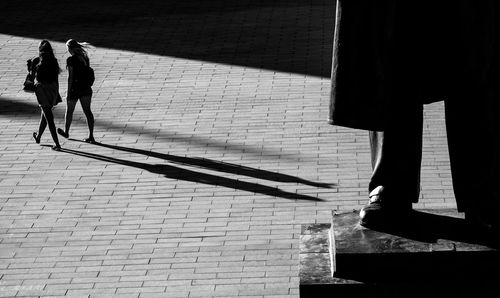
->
[446, 0, 500, 222]
[446, 96, 500, 218]
[368, 104, 423, 207]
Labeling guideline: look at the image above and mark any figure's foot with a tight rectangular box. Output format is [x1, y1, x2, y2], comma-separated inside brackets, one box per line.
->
[57, 128, 69, 138]
[32, 132, 40, 144]
[359, 186, 412, 229]
[84, 137, 96, 144]
[52, 145, 61, 151]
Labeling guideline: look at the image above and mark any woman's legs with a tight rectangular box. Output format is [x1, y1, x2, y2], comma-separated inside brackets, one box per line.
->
[62, 99, 78, 136]
[41, 106, 60, 148]
[36, 110, 48, 141]
[79, 94, 94, 140]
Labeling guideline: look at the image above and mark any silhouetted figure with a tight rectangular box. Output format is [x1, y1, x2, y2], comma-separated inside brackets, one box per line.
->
[329, 1, 499, 234]
[30, 39, 62, 151]
[57, 39, 95, 143]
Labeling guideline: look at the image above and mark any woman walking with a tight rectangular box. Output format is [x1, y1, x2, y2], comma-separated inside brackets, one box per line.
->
[57, 39, 95, 143]
[31, 39, 62, 151]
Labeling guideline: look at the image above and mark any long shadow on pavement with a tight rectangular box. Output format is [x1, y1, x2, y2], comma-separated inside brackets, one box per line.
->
[55, 146, 324, 201]
[71, 139, 335, 188]
[1, 96, 310, 162]
[0, 96, 39, 116]
[0, 0, 334, 77]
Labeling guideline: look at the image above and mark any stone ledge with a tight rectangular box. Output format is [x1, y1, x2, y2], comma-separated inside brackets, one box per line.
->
[300, 209, 500, 297]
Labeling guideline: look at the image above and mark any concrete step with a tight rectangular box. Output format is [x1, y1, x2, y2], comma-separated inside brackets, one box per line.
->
[300, 209, 500, 298]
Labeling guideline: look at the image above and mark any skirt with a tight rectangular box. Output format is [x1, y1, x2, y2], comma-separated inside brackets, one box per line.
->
[35, 81, 62, 108]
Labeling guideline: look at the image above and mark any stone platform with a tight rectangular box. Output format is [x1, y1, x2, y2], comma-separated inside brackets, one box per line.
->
[300, 210, 500, 298]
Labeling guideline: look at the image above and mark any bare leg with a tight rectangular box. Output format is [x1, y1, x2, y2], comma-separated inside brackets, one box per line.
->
[79, 94, 94, 140]
[41, 106, 60, 148]
[37, 110, 47, 140]
[63, 100, 78, 135]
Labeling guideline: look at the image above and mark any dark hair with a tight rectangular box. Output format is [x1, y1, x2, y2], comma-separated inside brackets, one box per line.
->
[39, 39, 53, 54]
[38, 39, 61, 74]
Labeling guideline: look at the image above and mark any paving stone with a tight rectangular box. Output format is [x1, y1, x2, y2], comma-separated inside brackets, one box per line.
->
[0, 0, 456, 296]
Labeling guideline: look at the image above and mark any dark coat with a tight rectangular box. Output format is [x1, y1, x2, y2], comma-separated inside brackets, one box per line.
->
[329, 0, 497, 131]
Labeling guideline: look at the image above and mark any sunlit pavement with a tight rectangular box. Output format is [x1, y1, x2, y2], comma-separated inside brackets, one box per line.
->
[0, 1, 454, 297]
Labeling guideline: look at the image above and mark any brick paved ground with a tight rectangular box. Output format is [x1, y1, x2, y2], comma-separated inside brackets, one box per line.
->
[0, 1, 455, 297]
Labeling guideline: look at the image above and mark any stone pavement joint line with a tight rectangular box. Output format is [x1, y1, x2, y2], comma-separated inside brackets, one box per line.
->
[0, 0, 454, 297]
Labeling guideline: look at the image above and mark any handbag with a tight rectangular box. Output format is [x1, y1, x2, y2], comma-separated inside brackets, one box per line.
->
[23, 73, 36, 92]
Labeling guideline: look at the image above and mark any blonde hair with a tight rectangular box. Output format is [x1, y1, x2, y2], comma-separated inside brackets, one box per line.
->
[66, 39, 93, 60]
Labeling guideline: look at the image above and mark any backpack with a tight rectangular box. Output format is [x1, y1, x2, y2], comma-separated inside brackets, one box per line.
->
[73, 55, 95, 87]
[80, 65, 95, 87]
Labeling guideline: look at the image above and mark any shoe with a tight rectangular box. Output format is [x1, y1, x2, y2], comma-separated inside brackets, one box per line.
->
[32, 132, 40, 144]
[84, 137, 96, 144]
[51, 145, 61, 151]
[57, 128, 69, 138]
[359, 186, 412, 229]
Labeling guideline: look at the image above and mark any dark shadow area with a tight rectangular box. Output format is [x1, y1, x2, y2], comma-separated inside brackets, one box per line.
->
[48, 145, 323, 201]
[302, 273, 500, 298]
[71, 139, 334, 188]
[0, 96, 40, 117]
[1, 96, 307, 162]
[366, 210, 499, 247]
[0, 0, 334, 77]
[335, 249, 500, 287]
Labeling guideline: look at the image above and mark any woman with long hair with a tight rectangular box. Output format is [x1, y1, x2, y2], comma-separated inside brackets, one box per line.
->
[31, 39, 62, 151]
[57, 39, 95, 143]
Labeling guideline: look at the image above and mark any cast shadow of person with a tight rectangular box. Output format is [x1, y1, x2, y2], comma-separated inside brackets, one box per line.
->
[70, 139, 335, 189]
[57, 143, 331, 201]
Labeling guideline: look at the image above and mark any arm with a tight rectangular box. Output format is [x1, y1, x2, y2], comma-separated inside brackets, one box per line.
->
[67, 65, 74, 100]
